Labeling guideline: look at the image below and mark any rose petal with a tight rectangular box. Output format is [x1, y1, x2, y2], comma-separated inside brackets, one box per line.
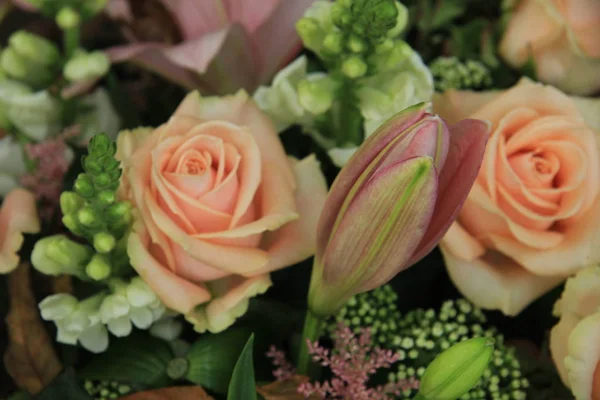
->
[0, 189, 41, 273]
[564, 313, 600, 400]
[128, 229, 212, 314]
[441, 240, 565, 316]
[433, 90, 500, 124]
[185, 274, 272, 333]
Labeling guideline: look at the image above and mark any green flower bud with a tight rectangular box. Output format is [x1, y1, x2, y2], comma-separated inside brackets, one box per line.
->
[86, 254, 112, 281]
[89, 132, 113, 155]
[323, 31, 345, 55]
[106, 202, 131, 224]
[0, 48, 28, 81]
[350, 0, 398, 39]
[56, 7, 81, 29]
[31, 235, 93, 278]
[39, 293, 79, 320]
[78, 206, 100, 227]
[331, 2, 351, 28]
[94, 232, 116, 253]
[9, 31, 60, 67]
[342, 55, 367, 78]
[63, 51, 110, 82]
[298, 76, 336, 115]
[417, 337, 494, 400]
[62, 213, 83, 236]
[386, 2, 409, 38]
[296, 18, 325, 54]
[60, 191, 85, 215]
[74, 174, 95, 198]
[93, 172, 112, 188]
[98, 190, 116, 206]
[347, 34, 368, 53]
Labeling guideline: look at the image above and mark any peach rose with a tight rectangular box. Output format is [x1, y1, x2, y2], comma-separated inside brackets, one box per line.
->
[500, 0, 600, 96]
[434, 78, 600, 316]
[550, 266, 600, 400]
[118, 90, 328, 333]
[0, 188, 41, 273]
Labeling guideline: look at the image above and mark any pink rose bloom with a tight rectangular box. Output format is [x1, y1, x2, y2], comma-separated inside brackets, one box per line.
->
[500, 0, 600, 95]
[118, 90, 328, 333]
[434, 78, 600, 316]
[550, 267, 600, 400]
[106, 0, 315, 94]
[0, 189, 41, 273]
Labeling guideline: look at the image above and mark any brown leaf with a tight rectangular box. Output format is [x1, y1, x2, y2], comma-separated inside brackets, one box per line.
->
[52, 275, 73, 295]
[3, 264, 63, 394]
[257, 376, 320, 400]
[119, 386, 214, 400]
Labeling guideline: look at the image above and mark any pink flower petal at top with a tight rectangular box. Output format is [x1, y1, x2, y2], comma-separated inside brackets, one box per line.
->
[106, 0, 316, 94]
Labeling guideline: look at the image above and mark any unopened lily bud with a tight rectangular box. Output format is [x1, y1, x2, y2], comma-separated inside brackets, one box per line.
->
[32, 235, 93, 278]
[63, 51, 109, 82]
[60, 191, 85, 215]
[298, 76, 337, 115]
[56, 7, 81, 29]
[417, 337, 494, 400]
[86, 253, 112, 281]
[308, 104, 489, 316]
[342, 55, 368, 78]
[93, 232, 116, 253]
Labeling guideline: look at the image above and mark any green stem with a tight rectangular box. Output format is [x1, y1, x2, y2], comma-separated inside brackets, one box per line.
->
[412, 393, 427, 400]
[63, 25, 80, 60]
[330, 78, 363, 147]
[297, 309, 324, 376]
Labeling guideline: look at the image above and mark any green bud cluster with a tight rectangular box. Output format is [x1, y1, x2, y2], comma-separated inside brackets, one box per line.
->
[0, 30, 60, 89]
[325, 285, 401, 345]
[83, 380, 132, 400]
[296, 0, 408, 79]
[328, 286, 529, 399]
[430, 57, 493, 92]
[61, 133, 132, 281]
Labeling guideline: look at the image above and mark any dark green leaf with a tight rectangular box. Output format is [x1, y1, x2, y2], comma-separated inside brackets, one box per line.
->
[449, 19, 488, 59]
[521, 55, 538, 81]
[33, 368, 92, 400]
[227, 335, 257, 400]
[432, 1, 467, 30]
[185, 326, 254, 395]
[7, 391, 32, 400]
[78, 332, 173, 388]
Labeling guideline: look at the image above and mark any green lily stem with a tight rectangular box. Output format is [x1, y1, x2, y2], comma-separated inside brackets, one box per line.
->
[297, 309, 324, 376]
[412, 393, 427, 400]
[63, 25, 80, 60]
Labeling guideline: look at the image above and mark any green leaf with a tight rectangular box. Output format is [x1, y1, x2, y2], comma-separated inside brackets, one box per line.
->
[7, 392, 32, 400]
[78, 332, 173, 388]
[521, 55, 538, 81]
[449, 19, 488, 59]
[432, 1, 467, 30]
[33, 368, 92, 400]
[185, 326, 254, 395]
[227, 334, 257, 400]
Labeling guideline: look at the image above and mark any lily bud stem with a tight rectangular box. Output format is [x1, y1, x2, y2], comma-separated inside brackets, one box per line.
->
[297, 309, 324, 376]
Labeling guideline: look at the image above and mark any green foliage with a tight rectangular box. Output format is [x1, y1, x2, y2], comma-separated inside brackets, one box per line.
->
[227, 335, 257, 400]
[83, 380, 133, 400]
[33, 368, 92, 400]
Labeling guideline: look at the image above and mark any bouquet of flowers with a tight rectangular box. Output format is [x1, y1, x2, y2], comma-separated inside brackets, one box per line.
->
[1, 0, 599, 399]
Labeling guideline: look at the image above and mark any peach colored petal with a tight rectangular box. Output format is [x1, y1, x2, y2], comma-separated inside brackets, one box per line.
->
[564, 313, 600, 400]
[253, 155, 328, 275]
[440, 223, 486, 262]
[0, 189, 41, 274]
[433, 90, 500, 124]
[185, 274, 272, 333]
[128, 229, 212, 314]
[174, 91, 295, 187]
[459, 183, 513, 240]
[573, 97, 600, 131]
[441, 242, 565, 316]
[144, 191, 270, 275]
[499, 0, 563, 66]
[170, 241, 230, 282]
[560, 0, 600, 57]
[486, 198, 600, 276]
[554, 266, 600, 322]
[116, 128, 154, 165]
[551, 311, 580, 388]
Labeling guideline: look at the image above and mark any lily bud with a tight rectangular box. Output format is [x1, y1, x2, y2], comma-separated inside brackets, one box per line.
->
[308, 103, 489, 316]
[417, 337, 494, 400]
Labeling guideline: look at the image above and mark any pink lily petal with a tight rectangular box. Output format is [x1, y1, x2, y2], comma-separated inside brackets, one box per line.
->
[409, 118, 489, 265]
[224, 0, 280, 34]
[161, 0, 230, 39]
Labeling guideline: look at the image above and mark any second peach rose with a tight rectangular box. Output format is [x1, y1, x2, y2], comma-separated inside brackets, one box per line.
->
[434, 78, 600, 316]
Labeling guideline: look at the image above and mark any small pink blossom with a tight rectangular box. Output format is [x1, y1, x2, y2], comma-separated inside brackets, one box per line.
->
[20, 127, 78, 220]
[266, 345, 296, 382]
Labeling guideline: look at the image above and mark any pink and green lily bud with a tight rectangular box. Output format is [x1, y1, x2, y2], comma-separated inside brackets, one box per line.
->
[308, 103, 489, 316]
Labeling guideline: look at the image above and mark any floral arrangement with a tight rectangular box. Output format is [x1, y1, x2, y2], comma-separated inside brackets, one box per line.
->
[0, 0, 599, 399]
